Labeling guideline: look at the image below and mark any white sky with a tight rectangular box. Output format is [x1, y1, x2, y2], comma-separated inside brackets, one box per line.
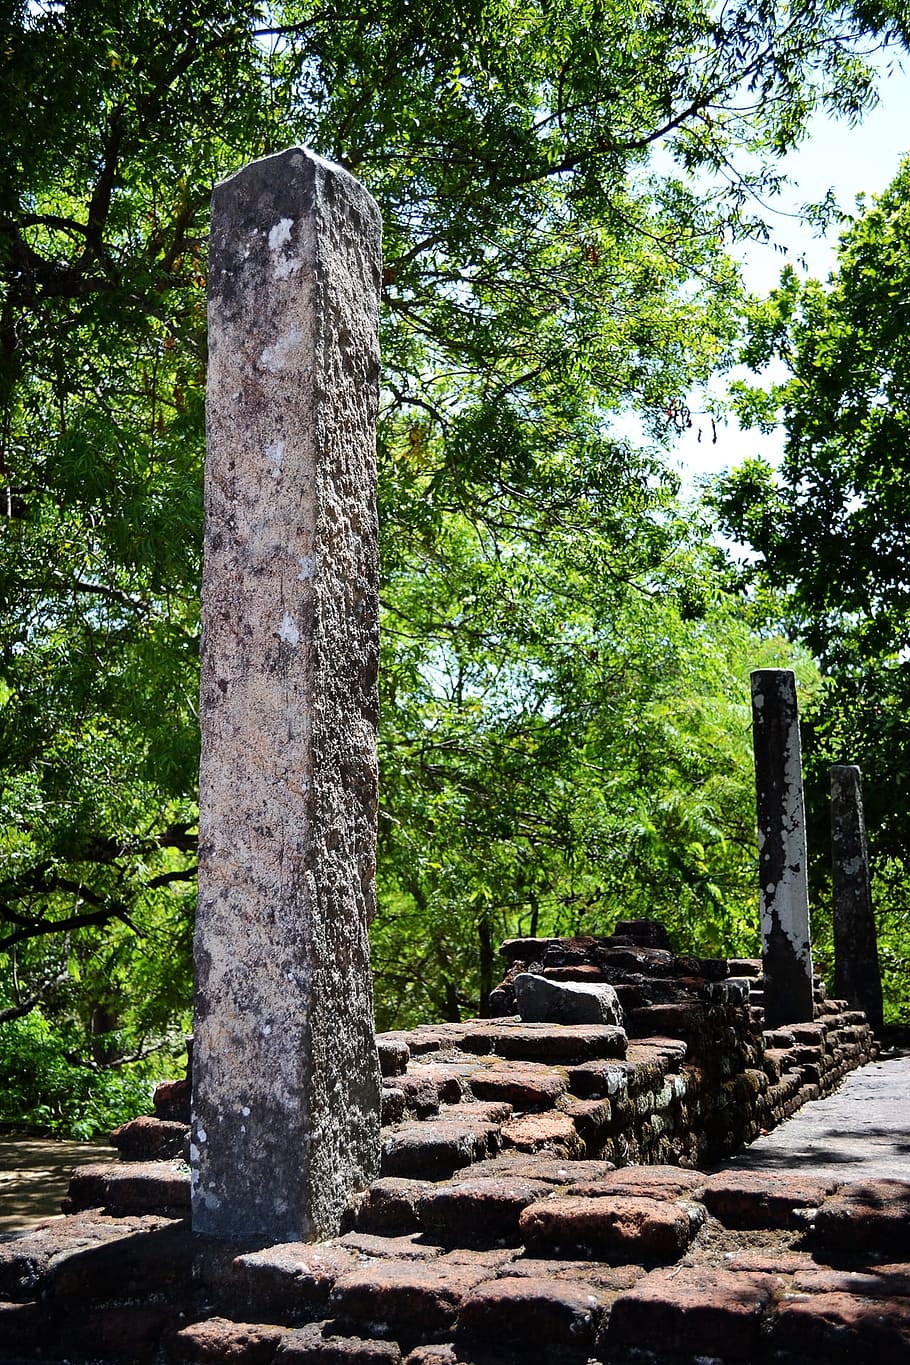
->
[671, 46, 910, 487]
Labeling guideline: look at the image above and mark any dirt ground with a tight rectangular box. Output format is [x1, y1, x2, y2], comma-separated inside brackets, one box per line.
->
[0, 1137, 116, 1236]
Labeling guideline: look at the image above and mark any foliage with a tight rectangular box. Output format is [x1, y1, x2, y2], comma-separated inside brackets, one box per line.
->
[0, 1008, 180, 1138]
[716, 157, 910, 1020]
[0, 2, 906, 1126]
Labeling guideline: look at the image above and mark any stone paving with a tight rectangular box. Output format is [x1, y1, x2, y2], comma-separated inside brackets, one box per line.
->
[725, 1050, 910, 1181]
[2, 1042, 909, 1364]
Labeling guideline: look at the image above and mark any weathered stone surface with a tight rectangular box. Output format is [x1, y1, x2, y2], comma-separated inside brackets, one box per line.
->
[792, 1265, 910, 1298]
[751, 668, 815, 1026]
[518, 1195, 694, 1260]
[278, 1324, 402, 1363]
[330, 1260, 495, 1336]
[467, 1062, 567, 1110]
[63, 1160, 190, 1216]
[349, 1178, 431, 1234]
[608, 1267, 776, 1361]
[48, 1219, 194, 1300]
[500, 1112, 585, 1158]
[831, 764, 884, 1033]
[230, 1242, 362, 1320]
[171, 1316, 289, 1363]
[338, 1233, 442, 1261]
[570, 1167, 703, 1203]
[110, 1116, 189, 1162]
[769, 1291, 910, 1363]
[701, 1171, 837, 1229]
[377, 1039, 410, 1078]
[814, 1180, 910, 1254]
[192, 148, 383, 1242]
[513, 973, 623, 1027]
[415, 1178, 552, 1246]
[380, 1118, 501, 1180]
[0, 1212, 181, 1301]
[153, 1076, 191, 1123]
[459, 1021, 627, 1063]
[455, 1274, 609, 1349]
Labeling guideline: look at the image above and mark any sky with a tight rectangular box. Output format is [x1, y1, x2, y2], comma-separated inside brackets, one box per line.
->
[670, 45, 910, 488]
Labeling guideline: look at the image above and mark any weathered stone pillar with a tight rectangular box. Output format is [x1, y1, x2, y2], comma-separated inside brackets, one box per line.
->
[751, 669, 814, 1027]
[831, 764, 883, 1032]
[192, 148, 382, 1242]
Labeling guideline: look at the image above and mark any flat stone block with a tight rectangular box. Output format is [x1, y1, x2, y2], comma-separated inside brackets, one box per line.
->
[339, 1233, 442, 1261]
[608, 1266, 776, 1361]
[48, 1218, 194, 1301]
[461, 1022, 627, 1064]
[171, 1316, 290, 1363]
[278, 1329, 402, 1363]
[350, 1179, 433, 1235]
[701, 1171, 837, 1229]
[793, 1264, 910, 1298]
[415, 1178, 552, 1246]
[769, 1291, 910, 1363]
[518, 1195, 694, 1261]
[569, 1167, 704, 1203]
[330, 1260, 495, 1336]
[377, 1040, 410, 1078]
[455, 1274, 609, 1349]
[500, 1112, 585, 1158]
[110, 1116, 189, 1162]
[63, 1161, 190, 1216]
[814, 1180, 910, 1254]
[231, 1243, 363, 1320]
[467, 1062, 567, 1110]
[380, 1119, 501, 1180]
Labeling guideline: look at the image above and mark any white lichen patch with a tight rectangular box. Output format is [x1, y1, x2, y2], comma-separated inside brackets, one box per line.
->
[268, 217, 294, 251]
[260, 328, 303, 373]
[297, 553, 316, 580]
[278, 613, 300, 646]
[265, 439, 284, 478]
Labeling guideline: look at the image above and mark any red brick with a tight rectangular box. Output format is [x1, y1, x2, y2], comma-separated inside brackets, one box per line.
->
[277, 1323, 402, 1363]
[460, 1022, 627, 1064]
[231, 1243, 362, 1320]
[467, 1062, 567, 1110]
[380, 1118, 501, 1180]
[770, 1291, 910, 1363]
[172, 1316, 289, 1363]
[415, 1177, 551, 1245]
[330, 1260, 495, 1336]
[608, 1267, 776, 1360]
[456, 1274, 609, 1348]
[110, 1116, 188, 1161]
[815, 1180, 910, 1254]
[701, 1171, 837, 1228]
[793, 1265, 910, 1298]
[339, 1233, 442, 1261]
[570, 1166, 703, 1202]
[500, 1111, 584, 1157]
[518, 1194, 694, 1260]
[63, 1160, 190, 1216]
[350, 1178, 433, 1234]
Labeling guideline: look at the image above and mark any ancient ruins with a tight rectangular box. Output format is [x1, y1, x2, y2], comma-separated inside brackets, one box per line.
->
[0, 149, 907, 1365]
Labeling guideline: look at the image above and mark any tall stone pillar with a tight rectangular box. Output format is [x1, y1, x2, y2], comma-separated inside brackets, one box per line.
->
[831, 764, 883, 1033]
[192, 148, 382, 1242]
[751, 669, 815, 1027]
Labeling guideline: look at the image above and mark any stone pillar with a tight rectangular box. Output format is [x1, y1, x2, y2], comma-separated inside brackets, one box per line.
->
[751, 669, 814, 1027]
[192, 148, 383, 1242]
[831, 764, 883, 1032]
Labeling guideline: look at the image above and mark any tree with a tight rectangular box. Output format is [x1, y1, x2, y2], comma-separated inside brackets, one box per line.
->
[716, 156, 910, 1019]
[1, 2, 906, 1121]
